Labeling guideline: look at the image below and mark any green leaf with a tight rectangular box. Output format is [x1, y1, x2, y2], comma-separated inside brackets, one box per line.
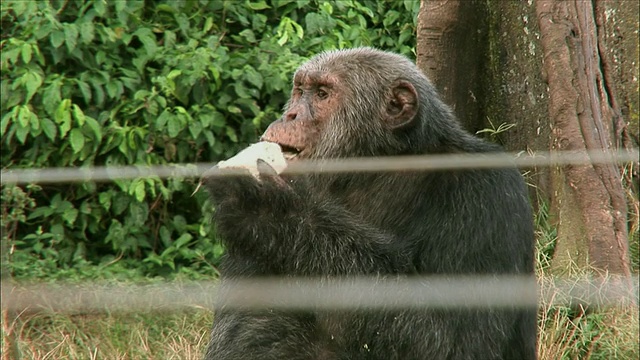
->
[156, 109, 172, 129]
[51, 30, 65, 48]
[277, 32, 288, 46]
[112, 194, 129, 215]
[225, 126, 238, 142]
[41, 118, 57, 140]
[234, 82, 251, 99]
[244, 66, 263, 89]
[247, 1, 270, 10]
[92, 83, 105, 107]
[133, 28, 158, 56]
[105, 81, 122, 99]
[55, 99, 72, 138]
[63, 23, 79, 52]
[21, 43, 33, 64]
[28, 110, 40, 131]
[173, 215, 187, 233]
[1, 48, 20, 66]
[292, 21, 304, 39]
[62, 208, 79, 225]
[167, 115, 182, 138]
[156, 4, 176, 13]
[12, 0, 28, 16]
[72, 104, 86, 126]
[159, 226, 171, 247]
[127, 130, 140, 151]
[94, 0, 106, 16]
[84, 116, 103, 141]
[17, 105, 30, 127]
[32, 44, 45, 65]
[189, 121, 203, 139]
[69, 128, 85, 153]
[1, 109, 16, 136]
[43, 81, 62, 116]
[79, 201, 92, 214]
[320, 2, 333, 14]
[129, 201, 149, 223]
[73, 242, 87, 261]
[211, 111, 226, 129]
[27, 206, 55, 220]
[167, 69, 182, 80]
[204, 17, 214, 32]
[205, 131, 216, 147]
[239, 29, 256, 42]
[174, 233, 193, 248]
[383, 10, 400, 27]
[227, 105, 242, 115]
[24, 71, 43, 102]
[99, 192, 112, 210]
[304, 13, 323, 35]
[34, 22, 53, 40]
[16, 123, 29, 144]
[79, 21, 95, 44]
[134, 180, 146, 202]
[399, 29, 411, 45]
[77, 80, 92, 104]
[104, 220, 124, 246]
[96, 50, 106, 65]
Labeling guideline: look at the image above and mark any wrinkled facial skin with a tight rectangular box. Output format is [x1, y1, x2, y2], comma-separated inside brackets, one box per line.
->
[261, 71, 342, 160]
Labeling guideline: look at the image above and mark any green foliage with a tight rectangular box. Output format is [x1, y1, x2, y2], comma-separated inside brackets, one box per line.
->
[1, 0, 419, 279]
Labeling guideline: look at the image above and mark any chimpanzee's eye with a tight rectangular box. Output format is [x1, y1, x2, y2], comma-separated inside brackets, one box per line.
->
[317, 89, 328, 100]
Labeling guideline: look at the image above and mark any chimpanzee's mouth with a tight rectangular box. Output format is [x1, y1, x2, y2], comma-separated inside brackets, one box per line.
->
[279, 145, 301, 161]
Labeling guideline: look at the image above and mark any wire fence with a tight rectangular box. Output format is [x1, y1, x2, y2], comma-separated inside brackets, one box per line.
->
[1, 276, 638, 314]
[1, 148, 639, 313]
[1, 149, 638, 185]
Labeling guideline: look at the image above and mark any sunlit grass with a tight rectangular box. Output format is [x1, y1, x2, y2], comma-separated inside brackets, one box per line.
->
[534, 200, 639, 360]
[3, 302, 637, 359]
[2, 310, 212, 360]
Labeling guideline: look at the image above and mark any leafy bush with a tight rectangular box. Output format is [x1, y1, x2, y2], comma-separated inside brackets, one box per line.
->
[1, 0, 419, 279]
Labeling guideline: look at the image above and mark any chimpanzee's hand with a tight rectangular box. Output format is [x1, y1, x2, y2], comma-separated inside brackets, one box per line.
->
[216, 142, 287, 179]
[200, 142, 293, 207]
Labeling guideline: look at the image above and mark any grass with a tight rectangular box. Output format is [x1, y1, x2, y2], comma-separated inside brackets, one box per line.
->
[538, 305, 639, 360]
[2, 310, 212, 360]
[533, 199, 639, 360]
[3, 287, 638, 360]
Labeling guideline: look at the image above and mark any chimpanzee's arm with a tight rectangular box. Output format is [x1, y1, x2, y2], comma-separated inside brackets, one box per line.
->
[203, 170, 411, 276]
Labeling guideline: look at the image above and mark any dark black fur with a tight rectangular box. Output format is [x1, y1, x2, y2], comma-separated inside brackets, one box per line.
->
[202, 48, 536, 360]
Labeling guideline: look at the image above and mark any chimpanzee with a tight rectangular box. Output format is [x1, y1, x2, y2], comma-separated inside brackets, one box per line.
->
[201, 47, 536, 360]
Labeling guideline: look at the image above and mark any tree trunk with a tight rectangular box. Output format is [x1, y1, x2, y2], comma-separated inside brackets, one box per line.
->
[535, 0, 632, 277]
[416, 0, 487, 133]
[416, 0, 635, 277]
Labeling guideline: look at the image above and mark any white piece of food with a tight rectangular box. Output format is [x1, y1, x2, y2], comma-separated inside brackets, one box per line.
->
[217, 141, 287, 179]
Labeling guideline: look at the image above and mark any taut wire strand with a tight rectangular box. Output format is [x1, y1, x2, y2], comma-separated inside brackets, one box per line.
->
[1, 276, 637, 313]
[1, 149, 638, 185]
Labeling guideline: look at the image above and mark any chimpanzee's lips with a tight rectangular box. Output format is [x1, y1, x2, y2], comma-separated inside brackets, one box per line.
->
[278, 144, 301, 161]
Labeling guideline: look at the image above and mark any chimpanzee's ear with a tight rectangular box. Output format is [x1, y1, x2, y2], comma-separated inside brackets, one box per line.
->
[385, 80, 418, 129]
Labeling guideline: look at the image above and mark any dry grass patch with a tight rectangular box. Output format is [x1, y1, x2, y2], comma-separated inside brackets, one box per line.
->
[2, 309, 212, 360]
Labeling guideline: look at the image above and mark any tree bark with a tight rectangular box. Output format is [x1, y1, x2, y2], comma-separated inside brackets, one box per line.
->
[535, 0, 631, 277]
[416, 0, 487, 133]
[417, 0, 636, 277]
